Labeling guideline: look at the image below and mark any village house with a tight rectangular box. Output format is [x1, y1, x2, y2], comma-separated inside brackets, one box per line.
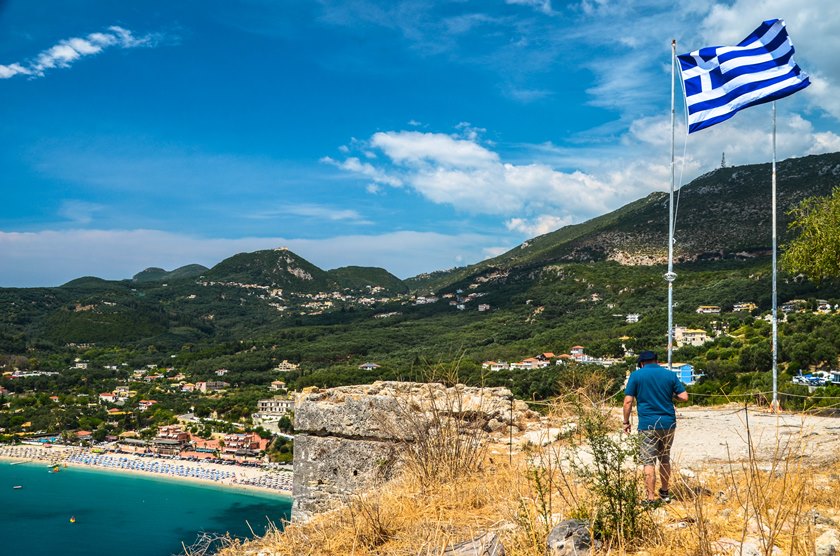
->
[257, 397, 294, 415]
[215, 368, 230, 376]
[478, 304, 491, 312]
[673, 326, 709, 347]
[696, 305, 721, 314]
[220, 432, 269, 461]
[626, 313, 641, 323]
[816, 300, 833, 313]
[113, 386, 133, 399]
[195, 381, 230, 393]
[510, 357, 549, 370]
[269, 380, 286, 391]
[98, 392, 117, 404]
[670, 362, 704, 385]
[733, 302, 758, 312]
[358, 362, 381, 371]
[181, 383, 196, 392]
[569, 346, 587, 362]
[481, 361, 510, 371]
[781, 299, 807, 313]
[137, 399, 158, 411]
[274, 360, 299, 372]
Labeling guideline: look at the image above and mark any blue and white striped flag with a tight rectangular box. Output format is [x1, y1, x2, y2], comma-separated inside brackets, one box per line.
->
[677, 19, 810, 134]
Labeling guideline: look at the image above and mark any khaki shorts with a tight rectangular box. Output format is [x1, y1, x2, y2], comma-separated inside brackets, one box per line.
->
[638, 428, 675, 466]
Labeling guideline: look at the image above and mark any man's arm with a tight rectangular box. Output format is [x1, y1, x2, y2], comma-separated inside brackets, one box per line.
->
[622, 395, 634, 432]
[675, 391, 689, 402]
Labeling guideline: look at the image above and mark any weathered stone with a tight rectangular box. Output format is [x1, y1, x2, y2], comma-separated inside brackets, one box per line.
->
[547, 519, 599, 556]
[291, 434, 399, 520]
[441, 532, 505, 556]
[816, 529, 840, 556]
[295, 382, 526, 440]
[292, 382, 537, 521]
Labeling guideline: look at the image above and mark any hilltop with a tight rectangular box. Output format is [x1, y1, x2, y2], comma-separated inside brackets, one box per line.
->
[408, 152, 840, 293]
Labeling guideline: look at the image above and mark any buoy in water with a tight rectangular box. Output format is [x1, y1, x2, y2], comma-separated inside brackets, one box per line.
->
[70, 516, 76, 523]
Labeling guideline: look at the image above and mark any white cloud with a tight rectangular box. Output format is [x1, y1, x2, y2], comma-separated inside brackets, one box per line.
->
[329, 128, 637, 230]
[0, 228, 501, 287]
[505, 87, 553, 103]
[506, 214, 573, 236]
[482, 245, 512, 259]
[0, 25, 159, 80]
[248, 203, 370, 224]
[506, 0, 553, 15]
[58, 200, 104, 225]
[370, 131, 497, 167]
[321, 156, 403, 187]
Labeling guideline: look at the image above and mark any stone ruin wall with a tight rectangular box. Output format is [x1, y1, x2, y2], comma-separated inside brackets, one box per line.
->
[291, 381, 537, 520]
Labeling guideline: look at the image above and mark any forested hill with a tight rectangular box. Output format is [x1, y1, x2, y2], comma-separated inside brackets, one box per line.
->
[406, 152, 840, 293]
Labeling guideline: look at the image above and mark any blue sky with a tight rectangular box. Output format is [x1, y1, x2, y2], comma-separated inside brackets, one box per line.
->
[2, 0, 839, 286]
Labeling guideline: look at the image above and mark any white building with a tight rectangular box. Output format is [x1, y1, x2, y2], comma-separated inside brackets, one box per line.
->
[257, 397, 294, 415]
[673, 326, 709, 347]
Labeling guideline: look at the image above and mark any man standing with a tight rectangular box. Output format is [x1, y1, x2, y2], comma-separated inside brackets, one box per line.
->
[623, 351, 688, 505]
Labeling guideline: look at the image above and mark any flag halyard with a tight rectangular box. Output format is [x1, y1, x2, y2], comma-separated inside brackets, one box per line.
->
[677, 19, 810, 133]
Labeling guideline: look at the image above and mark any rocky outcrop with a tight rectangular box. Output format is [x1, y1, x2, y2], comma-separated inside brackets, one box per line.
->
[292, 381, 537, 520]
[442, 532, 505, 555]
[547, 519, 600, 556]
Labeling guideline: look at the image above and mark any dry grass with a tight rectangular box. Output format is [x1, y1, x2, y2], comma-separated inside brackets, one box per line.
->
[215, 402, 840, 556]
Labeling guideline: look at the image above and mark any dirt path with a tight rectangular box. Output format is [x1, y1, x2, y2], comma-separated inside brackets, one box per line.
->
[665, 405, 840, 467]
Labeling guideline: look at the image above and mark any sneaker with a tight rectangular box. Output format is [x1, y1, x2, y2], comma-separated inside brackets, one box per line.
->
[658, 489, 671, 503]
[640, 499, 661, 509]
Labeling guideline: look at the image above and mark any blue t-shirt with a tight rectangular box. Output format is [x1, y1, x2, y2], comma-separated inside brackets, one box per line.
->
[625, 363, 686, 430]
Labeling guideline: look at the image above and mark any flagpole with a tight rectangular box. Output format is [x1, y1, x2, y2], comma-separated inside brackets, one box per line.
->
[666, 39, 677, 370]
[771, 101, 779, 411]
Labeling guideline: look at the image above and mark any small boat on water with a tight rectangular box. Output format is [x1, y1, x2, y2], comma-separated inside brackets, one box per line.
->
[10, 461, 26, 465]
[13, 485, 23, 489]
[69, 516, 76, 523]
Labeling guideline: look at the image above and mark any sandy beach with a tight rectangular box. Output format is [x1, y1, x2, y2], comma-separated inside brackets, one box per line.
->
[0, 444, 292, 497]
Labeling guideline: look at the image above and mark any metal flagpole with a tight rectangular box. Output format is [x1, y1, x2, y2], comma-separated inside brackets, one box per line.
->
[666, 39, 677, 370]
[771, 102, 779, 411]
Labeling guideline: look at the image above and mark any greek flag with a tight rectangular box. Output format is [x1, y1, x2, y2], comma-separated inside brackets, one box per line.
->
[678, 19, 810, 134]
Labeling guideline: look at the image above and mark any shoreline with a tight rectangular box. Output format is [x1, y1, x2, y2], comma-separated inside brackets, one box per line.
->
[0, 445, 292, 498]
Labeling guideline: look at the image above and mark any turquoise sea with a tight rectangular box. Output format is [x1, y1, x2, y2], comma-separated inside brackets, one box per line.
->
[0, 462, 291, 556]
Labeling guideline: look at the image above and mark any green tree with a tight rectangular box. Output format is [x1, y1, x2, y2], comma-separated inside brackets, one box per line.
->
[782, 187, 840, 282]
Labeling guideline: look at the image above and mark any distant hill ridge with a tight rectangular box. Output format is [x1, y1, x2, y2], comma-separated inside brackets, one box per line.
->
[132, 264, 209, 283]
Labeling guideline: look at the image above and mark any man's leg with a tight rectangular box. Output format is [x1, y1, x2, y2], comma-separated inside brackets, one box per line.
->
[658, 429, 676, 499]
[659, 462, 671, 492]
[644, 464, 657, 500]
[639, 430, 658, 500]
